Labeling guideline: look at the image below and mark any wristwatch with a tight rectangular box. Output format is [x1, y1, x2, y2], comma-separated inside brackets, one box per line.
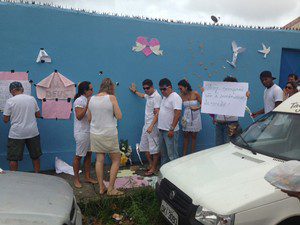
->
[169, 126, 174, 131]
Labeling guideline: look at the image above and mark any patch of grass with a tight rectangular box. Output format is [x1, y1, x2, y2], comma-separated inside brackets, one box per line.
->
[78, 187, 168, 225]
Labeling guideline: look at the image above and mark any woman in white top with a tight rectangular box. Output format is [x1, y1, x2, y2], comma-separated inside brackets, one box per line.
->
[73, 81, 97, 188]
[178, 79, 202, 155]
[88, 78, 123, 196]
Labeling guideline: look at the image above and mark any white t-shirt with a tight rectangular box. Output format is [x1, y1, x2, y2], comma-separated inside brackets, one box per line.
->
[73, 95, 90, 134]
[3, 94, 39, 139]
[144, 90, 162, 125]
[264, 84, 283, 114]
[158, 92, 182, 131]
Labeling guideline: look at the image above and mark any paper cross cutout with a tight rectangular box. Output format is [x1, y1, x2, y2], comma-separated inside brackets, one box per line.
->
[132, 36, 163, 56]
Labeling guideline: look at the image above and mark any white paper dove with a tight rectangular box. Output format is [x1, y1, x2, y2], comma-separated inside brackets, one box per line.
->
[36, 48, 52, 63]
[258, 43, 270, 58]
[226, 41, 246, 68]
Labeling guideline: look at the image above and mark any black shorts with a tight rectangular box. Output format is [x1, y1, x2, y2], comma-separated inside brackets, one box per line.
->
[7, 135, 42, 161]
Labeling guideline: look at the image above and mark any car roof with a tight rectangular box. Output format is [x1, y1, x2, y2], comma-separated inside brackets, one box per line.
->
[273, 92, 300, 114]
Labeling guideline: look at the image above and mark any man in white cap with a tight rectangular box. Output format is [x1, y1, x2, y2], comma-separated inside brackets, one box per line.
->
[3, 81, 42, 172]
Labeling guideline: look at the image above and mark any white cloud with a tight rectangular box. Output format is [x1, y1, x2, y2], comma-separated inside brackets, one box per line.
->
[23, 0, 300, 26]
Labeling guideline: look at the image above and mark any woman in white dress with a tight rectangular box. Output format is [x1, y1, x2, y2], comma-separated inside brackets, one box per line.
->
[178, 79, 202, 155]
[88, 78, 123, 196]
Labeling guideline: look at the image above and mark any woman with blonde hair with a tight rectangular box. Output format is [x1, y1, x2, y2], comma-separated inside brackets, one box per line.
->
[88, 78, 123, 196]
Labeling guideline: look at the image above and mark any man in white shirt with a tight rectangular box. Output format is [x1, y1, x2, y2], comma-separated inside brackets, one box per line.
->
[157, 78, 182, 165]
[3, 82, 42, 172]
[252, 71, 283, 118]
[129, 79, 162, 175]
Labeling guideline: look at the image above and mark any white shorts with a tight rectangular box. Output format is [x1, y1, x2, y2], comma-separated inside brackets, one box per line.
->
[139, 124, 159, 155]
[74, 133, 90, 157]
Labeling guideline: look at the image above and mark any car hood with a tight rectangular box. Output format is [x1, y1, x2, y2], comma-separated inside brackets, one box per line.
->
[0, 171, 74, 224]
[160, 143, 289, 215]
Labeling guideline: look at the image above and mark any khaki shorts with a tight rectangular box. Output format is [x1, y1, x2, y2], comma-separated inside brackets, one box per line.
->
[7, 135, 42, 161]
[90, 133, 120, 154]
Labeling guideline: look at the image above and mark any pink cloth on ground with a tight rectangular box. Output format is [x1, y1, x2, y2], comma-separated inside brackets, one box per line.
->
[104, 175, 149, 189]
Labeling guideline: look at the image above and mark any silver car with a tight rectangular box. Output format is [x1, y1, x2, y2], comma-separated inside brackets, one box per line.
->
[0, 171, 82, 225]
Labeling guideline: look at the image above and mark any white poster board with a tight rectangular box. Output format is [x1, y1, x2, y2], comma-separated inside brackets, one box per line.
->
[201, 81, 248, 117]
[0, 80, 31, 111]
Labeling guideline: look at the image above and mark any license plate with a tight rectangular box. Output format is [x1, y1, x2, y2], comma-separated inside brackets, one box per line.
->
[160, 200, 178, 225]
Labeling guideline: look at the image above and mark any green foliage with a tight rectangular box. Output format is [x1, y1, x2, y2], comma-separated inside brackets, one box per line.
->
[79, 187, 167, 225]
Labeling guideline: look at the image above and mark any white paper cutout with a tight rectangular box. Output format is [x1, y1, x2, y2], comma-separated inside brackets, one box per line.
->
[36, 48, 51, 63]
[226, 41, 246, 68]
[55, 157, 81, 175]
[132, 37, 163, 56]
[258, 43, 270, 58]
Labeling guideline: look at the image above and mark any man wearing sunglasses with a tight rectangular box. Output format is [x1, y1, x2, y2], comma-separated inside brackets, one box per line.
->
[157, 78, 182, 165]
[130, 79, 162, 175]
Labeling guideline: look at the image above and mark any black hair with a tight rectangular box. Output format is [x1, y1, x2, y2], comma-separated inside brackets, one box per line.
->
[159, 78, 172, 87]
[223, 76, 238, 82]
[74, 81, 91, 100]
[178, 79, 192, 91]
[288, 74, 298, 80]
[142, 79, 153, 87]
[286, 81, 298, 91]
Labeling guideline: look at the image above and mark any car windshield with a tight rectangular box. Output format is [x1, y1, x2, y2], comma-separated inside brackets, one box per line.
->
[233, 112, 300, 160]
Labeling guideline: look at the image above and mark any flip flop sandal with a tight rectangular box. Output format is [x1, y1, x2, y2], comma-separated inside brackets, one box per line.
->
[107, 189, 124, 196]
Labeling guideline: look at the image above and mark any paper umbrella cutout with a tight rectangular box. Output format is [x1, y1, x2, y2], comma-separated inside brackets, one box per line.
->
[36, 48, 51, 63]
[132, 37, 163, 56]
[258, 43, 270, 58]
[226, 41, 246, 68]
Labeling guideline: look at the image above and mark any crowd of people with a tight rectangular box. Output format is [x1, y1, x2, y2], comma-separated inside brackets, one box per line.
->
[1, 71, 299, 195]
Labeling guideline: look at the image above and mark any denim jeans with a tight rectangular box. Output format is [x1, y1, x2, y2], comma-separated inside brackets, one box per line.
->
[159, 130, 179, 165]
[215, 121, 240, 146]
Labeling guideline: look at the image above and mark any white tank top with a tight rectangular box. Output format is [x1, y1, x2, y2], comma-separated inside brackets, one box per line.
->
[88, 95, 117, 135]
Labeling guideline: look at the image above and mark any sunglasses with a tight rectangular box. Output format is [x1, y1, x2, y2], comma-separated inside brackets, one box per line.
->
[89, 88, 93, 91]
[159, 87, 168, 91]
[285, 86, 292, 90]
[143, 86, 151, 90]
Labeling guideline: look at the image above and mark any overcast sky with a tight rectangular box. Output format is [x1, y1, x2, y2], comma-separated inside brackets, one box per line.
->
[27, 0, 300, 27]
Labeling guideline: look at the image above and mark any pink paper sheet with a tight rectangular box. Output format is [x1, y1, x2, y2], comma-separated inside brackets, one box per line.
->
[0, 72, 28, 80]
[36, 72, 75, 99]
[104, 175, 149, 189]
[42, 100, 72, 119]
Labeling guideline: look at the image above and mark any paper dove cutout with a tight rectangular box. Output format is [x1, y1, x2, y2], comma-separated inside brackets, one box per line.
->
[132, 37, 163, 56]
[226, 41, 246, 68]
[36, 48, 51, 63]
[258, 43, 270, 58]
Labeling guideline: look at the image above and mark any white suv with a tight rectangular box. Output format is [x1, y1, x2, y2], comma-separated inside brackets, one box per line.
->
[0, 171, 82, 225]
[156, 92, 300, 225]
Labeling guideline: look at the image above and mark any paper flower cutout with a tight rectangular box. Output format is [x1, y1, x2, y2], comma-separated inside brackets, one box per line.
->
[258, 43, 270, 58]
[226, 41, 246, 68]
[132, 36, 163, 56]
[36, 48, 51, 63]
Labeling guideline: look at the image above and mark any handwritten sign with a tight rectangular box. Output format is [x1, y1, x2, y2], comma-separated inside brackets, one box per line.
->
[0, 71, 31, 111]
[290, 102, 300, 113]
[45, 75, 74, 99]
[201, 81, 248, 117]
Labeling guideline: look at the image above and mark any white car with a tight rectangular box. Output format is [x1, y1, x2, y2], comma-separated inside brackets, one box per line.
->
[0, 171, 82, 225]
[156, 92, 300, 225]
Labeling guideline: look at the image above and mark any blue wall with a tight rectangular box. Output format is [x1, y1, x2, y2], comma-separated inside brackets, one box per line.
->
[0, 2, 300, 171]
